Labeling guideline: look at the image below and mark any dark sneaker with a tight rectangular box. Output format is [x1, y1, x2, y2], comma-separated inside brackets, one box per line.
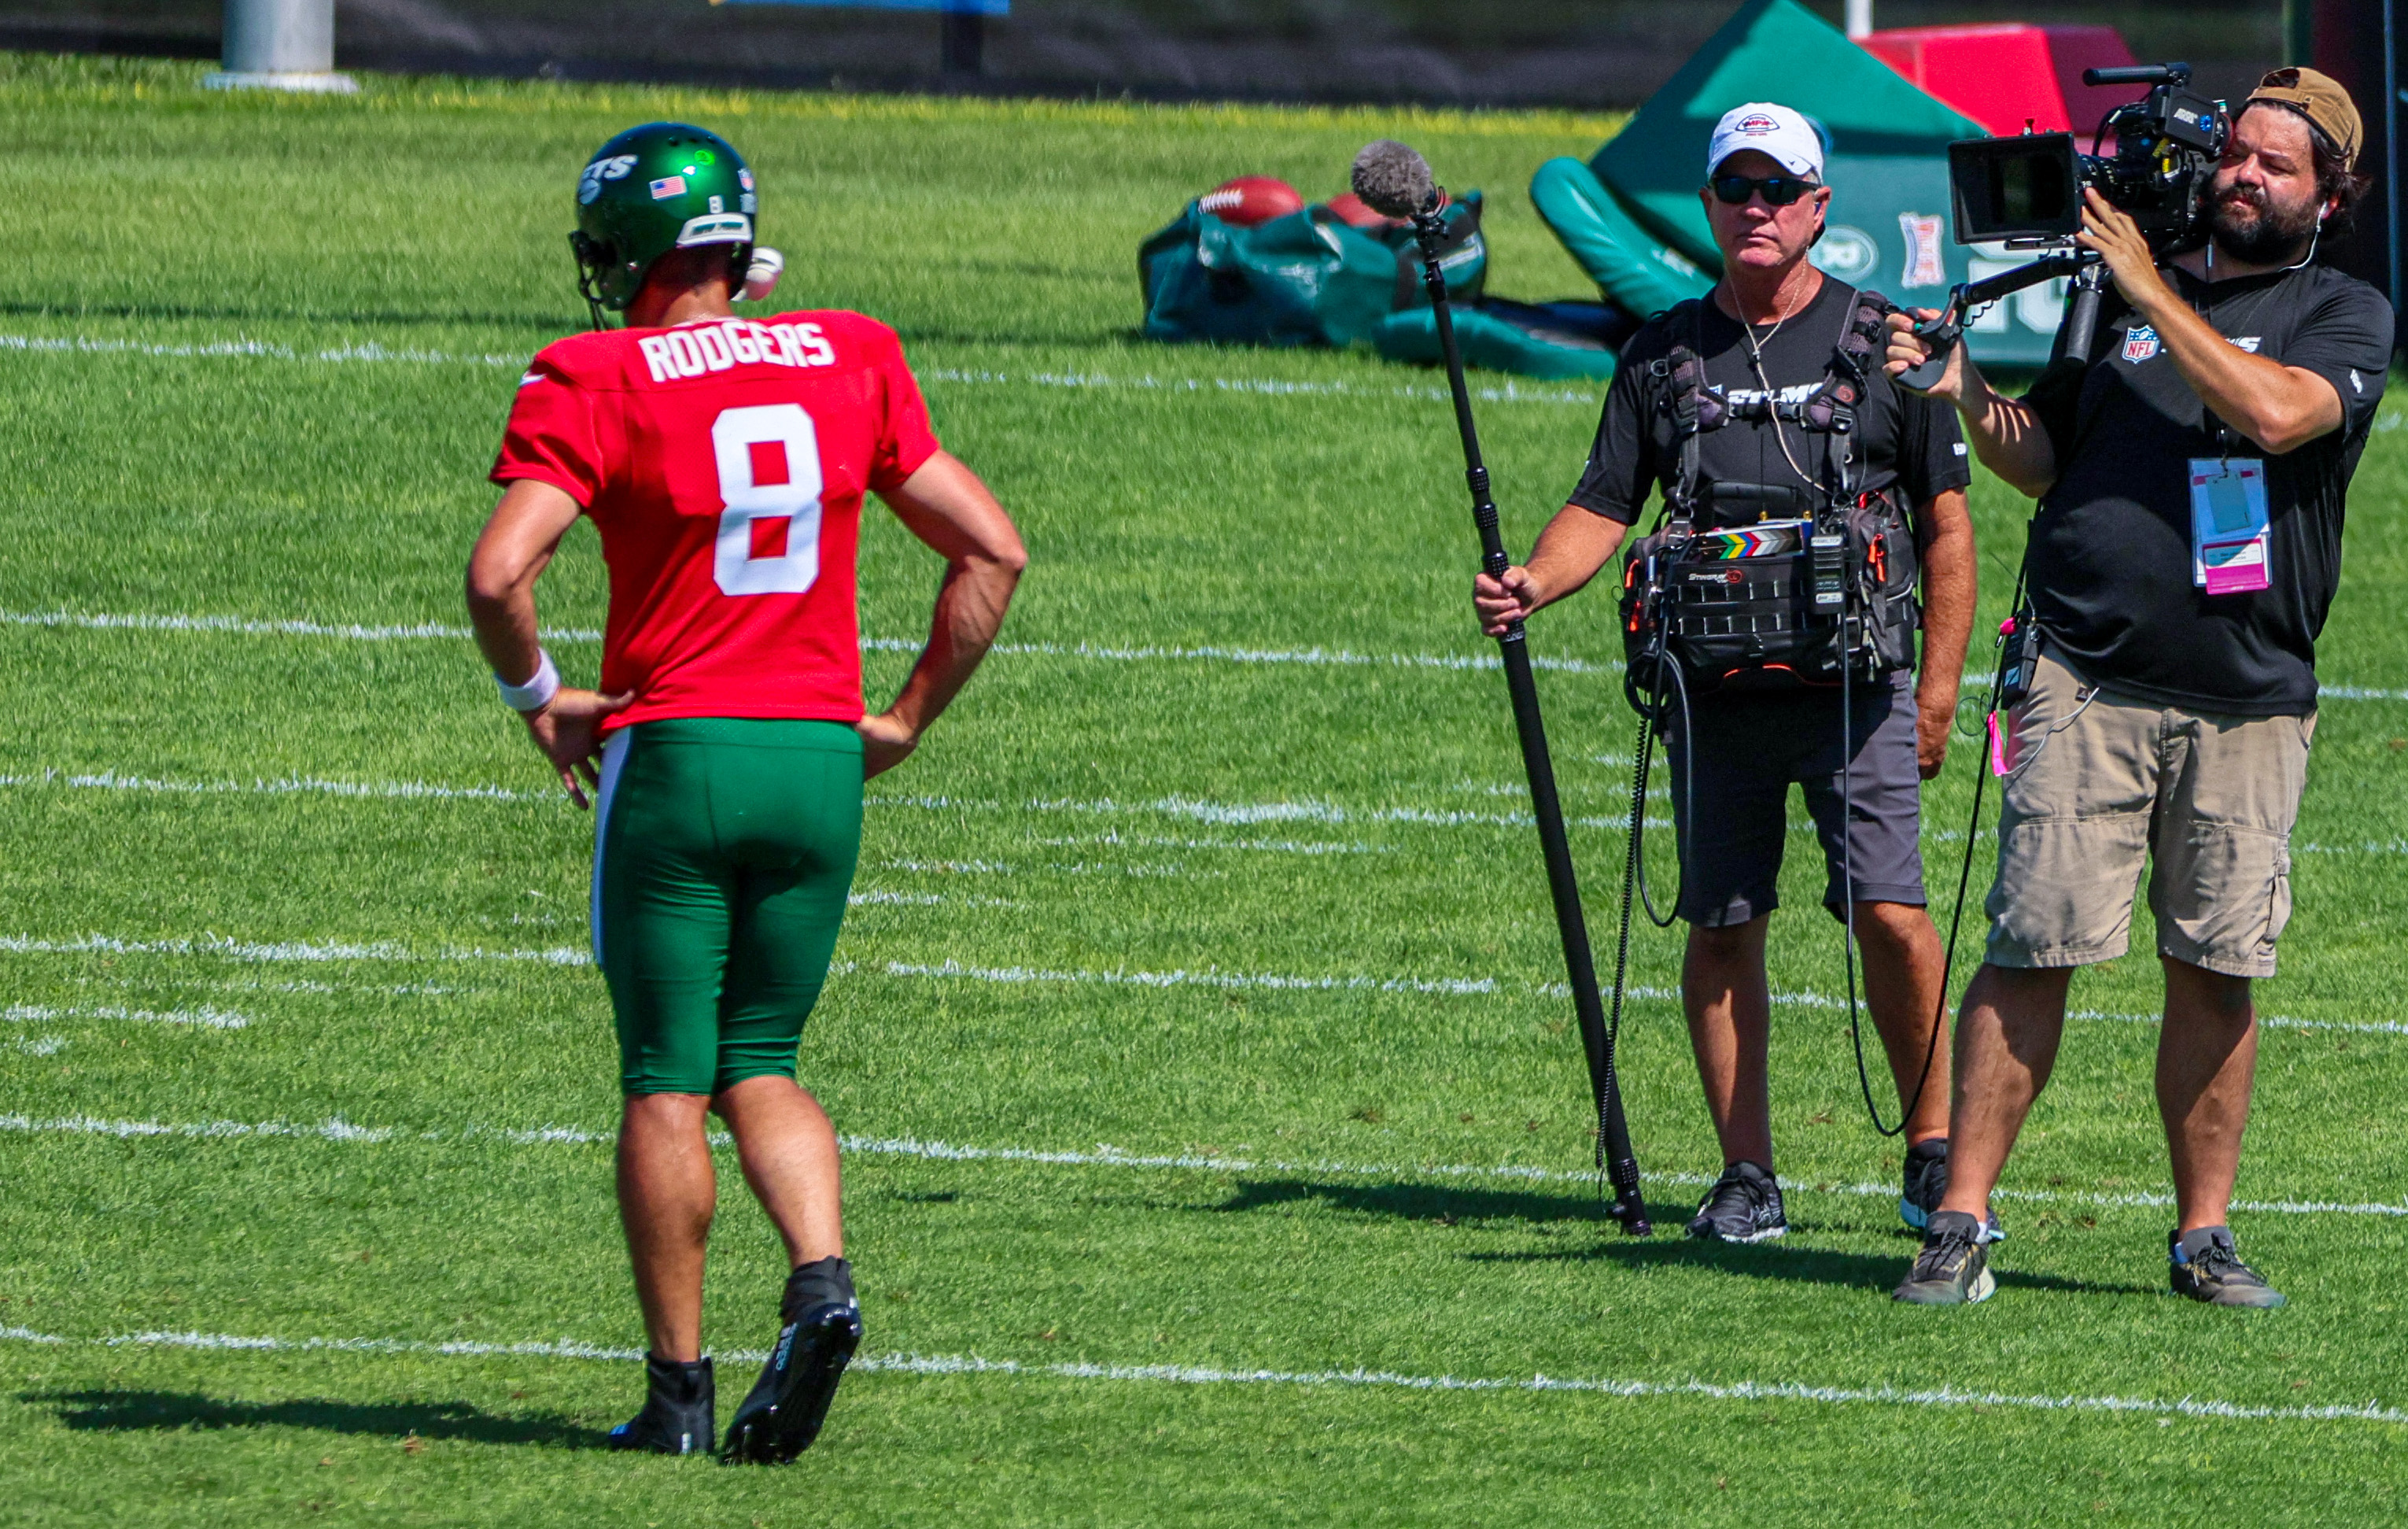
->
[1685, 1161, 1787, 1243]
[2170, 1226, 2286, 1309]
[1898, 1140, 2008, 1243]
[1894, 1210, 1996, 1305]
[723, 1256, 862, 1464]
[608, 1354, 715, 1455]
[1900, 1139, 1949, 1231]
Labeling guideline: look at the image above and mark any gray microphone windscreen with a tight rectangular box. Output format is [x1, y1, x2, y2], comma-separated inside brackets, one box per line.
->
[1351, 140, 1436, 219]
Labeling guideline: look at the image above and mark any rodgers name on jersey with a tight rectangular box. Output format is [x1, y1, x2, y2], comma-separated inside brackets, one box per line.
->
[633, 318, 839, 382]
[491, 309, 941, 731]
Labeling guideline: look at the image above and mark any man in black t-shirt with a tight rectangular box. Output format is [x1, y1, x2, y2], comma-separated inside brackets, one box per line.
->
[1476, 102, 1977, 1248]
[1885, 69, 2394, 1309]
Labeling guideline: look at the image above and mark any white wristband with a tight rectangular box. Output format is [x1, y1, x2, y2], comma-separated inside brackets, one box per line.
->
[496, 649, 561, 713]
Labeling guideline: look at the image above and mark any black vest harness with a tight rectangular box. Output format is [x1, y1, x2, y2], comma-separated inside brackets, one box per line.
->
[1620, 290, 1921, 707]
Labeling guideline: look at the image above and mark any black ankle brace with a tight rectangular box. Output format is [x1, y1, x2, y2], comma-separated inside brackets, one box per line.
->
[781, 1256, 855, 1321]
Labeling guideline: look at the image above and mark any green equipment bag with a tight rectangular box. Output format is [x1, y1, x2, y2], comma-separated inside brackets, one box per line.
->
[1370, 297, 1637, 382]
[1138, 195, 1484, 349]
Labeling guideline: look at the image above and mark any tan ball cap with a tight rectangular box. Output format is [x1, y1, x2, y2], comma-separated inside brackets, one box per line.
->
[2245, 67, 2362, 170]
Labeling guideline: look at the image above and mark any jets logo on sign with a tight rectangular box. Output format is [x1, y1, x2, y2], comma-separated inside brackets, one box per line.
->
[2122, 325, 2162, 363]
[577, 154, 639, 205]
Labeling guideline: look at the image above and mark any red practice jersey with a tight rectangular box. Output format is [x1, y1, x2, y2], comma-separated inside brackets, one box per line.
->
[490, 310, 941, 729]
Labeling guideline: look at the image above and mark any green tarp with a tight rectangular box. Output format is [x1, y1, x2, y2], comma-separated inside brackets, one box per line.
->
[1559, 0, 2064, 364]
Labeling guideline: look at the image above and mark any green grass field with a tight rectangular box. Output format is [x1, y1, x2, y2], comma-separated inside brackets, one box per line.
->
[2, 51, 2406, 1525]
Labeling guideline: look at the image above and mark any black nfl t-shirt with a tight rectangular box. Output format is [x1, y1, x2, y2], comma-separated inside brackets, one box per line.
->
[1569, 277, 1971, 529]
[2019, 261, 2393, 716]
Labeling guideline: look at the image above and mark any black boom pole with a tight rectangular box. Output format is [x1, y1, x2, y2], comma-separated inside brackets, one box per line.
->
[1407, 205, 1650, 1235]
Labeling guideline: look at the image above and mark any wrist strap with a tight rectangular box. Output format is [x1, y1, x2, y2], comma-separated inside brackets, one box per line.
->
[496, 649, 560, 713]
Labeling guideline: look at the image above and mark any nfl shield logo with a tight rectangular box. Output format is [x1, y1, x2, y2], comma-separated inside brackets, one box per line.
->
[2122, 325, 2161, 363]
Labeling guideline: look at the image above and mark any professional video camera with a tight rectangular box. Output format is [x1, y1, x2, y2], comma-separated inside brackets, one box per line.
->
[1948, 63, 2230, 252]
[1901, 63, 2229, 384]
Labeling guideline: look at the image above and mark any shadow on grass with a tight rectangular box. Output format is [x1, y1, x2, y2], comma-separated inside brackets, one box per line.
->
[1212, 1178, 1609, 1227]
[1215, 1180, 2153, 1296]
[1473, 1240, 2156, 1298]
[28, 1391, 607, 1449]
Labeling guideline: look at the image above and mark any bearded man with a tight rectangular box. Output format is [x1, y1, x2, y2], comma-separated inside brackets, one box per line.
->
[1885, 69, 2393, 1307]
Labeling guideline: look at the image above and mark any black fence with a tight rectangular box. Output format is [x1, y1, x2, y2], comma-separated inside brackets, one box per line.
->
[0, 1, 2286, 111]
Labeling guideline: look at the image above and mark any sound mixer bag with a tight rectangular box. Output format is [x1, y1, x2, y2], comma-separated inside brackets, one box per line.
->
[1138, 195, 1484, 350]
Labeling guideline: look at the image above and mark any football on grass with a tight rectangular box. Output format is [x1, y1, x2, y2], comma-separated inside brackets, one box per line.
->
[1197, 175, 1304, 226]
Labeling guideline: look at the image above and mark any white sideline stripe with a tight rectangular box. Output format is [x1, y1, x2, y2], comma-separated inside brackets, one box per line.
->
[0, 330, 1597, 410]
[6, 929, 2402, 1036]
[5, 1112, 2402, 1222]
[0, 1324, 2397, 1427]
[0, 931, 1504, 998]
[2, 1003, 249, 1030]
[0, 769, 548, 804]
[31, 760, 2408, 864]
[878, 958, 1495, 995]
[0, 767, 1668, 837]
[0, 608, 1610, 677]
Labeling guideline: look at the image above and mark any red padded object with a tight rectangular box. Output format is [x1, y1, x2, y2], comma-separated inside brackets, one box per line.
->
[1197, 175, 1306, 227]
[1324, 191, 1403, 229]
[1862, 24, 2138, 137]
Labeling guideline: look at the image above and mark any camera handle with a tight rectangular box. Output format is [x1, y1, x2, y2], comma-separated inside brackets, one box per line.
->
[1895, 248, 2100, 392]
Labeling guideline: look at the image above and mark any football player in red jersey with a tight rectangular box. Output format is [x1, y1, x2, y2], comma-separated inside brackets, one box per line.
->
[464, 123, 1026, 1462]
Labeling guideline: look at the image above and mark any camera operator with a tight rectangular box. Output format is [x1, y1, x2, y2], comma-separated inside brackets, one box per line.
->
[1476, 103, 1978, 1246]
[1885, 69, 2393, 1307]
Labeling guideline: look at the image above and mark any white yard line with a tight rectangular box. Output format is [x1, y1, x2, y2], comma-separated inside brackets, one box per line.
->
[0, 329, 1596, 409]
[0, 1323, 2396, 1427]
[0, 607, 1609, 676]
[3, 1112, 2401, 1222]
[8, 925, 2406, 1039]
[2, 1003, 249, 1030]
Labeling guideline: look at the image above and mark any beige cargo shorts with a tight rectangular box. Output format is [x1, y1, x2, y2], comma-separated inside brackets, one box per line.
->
[1985, 651, 2314, 979]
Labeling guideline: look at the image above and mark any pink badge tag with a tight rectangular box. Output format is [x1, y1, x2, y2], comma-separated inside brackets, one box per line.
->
[1988, 711, 2013, 777]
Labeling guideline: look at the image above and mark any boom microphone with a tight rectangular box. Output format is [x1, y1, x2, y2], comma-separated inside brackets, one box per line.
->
[1359, 139, 1648, 1236]
[1350, 140, 1444, 220]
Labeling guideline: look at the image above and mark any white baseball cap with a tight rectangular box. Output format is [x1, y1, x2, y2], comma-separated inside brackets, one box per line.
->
[1705, 102, 1825, 181]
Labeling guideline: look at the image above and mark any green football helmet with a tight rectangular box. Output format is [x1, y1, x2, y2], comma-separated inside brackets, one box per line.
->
[570, 122, 757, 325]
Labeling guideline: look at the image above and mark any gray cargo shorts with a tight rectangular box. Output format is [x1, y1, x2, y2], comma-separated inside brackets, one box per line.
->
[1661, 671, 1927, 929]
[1985, 652, 2314, 979]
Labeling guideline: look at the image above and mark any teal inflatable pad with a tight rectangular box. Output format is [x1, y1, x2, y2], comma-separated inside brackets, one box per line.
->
[1138, 195, 1485, 351]
[1372, 297, 1638, 382]
[1530, 157, 1713, 321]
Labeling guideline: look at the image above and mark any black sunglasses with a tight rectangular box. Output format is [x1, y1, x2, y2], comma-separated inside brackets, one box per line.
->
[1710, 173, 1820, 208]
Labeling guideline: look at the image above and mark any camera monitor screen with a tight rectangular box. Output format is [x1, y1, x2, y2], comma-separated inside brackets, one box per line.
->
[1948, 134, 2081, 244]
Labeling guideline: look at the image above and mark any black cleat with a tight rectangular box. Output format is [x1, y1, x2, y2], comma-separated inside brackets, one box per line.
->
[1685, 1161, 1787, 1243]
[723, 1256, 862, 1464]
[2170, 1226, 2286, 1309]
[1893, 1210, 1995, 1305]
[608, 1354, 715, 1455]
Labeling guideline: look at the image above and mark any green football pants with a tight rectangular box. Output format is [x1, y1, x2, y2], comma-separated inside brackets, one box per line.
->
[592, 717, 862, 1096]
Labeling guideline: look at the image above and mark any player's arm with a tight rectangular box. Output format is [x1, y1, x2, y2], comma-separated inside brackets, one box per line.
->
[464, 478, 630, 808]
[1472, 505, 1628, 636]
[862, 450, 1028, 779]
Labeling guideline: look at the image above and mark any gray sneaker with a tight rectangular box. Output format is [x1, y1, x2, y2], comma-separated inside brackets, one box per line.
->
[2169, 1226, 2286, 1309]
[1893, 1210, 1995, 1305]
[1685, 1161, 1787, 1243]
